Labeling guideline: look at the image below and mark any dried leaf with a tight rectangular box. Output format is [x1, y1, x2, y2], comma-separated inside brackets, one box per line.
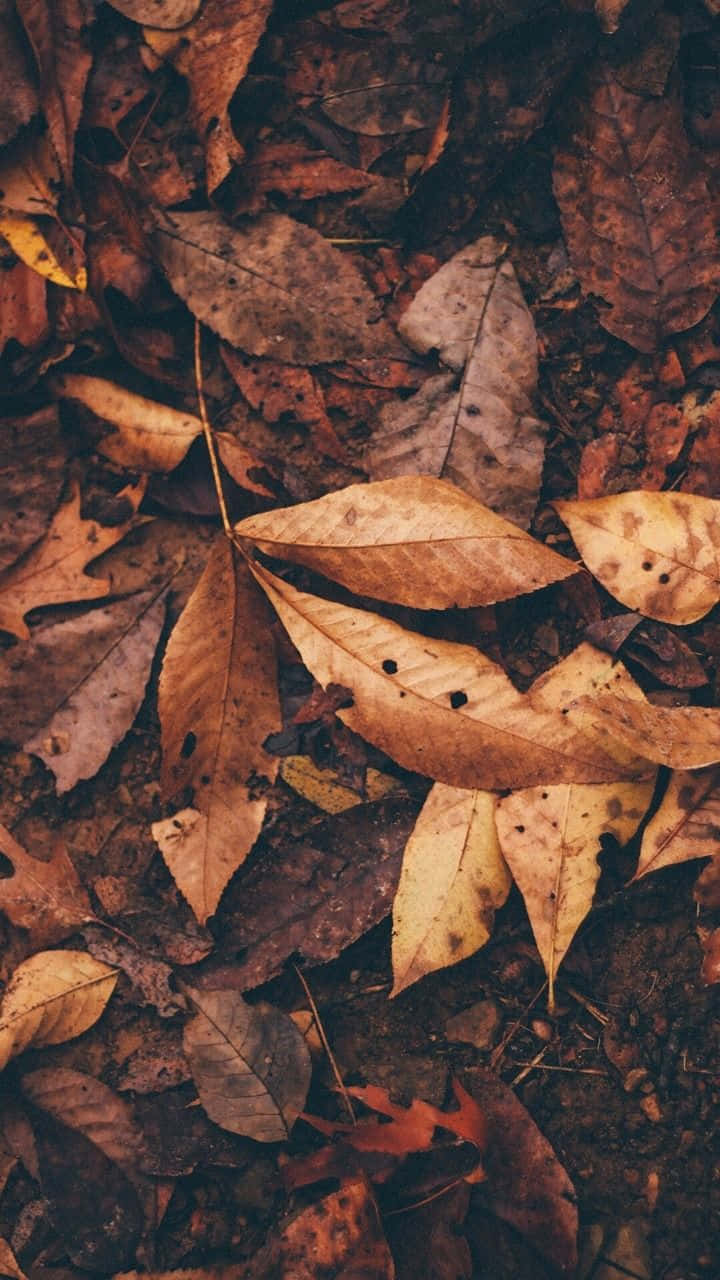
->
[109, 0, 201, 26]
[0, 826, 92, 947]
[0, 4, 37, 146]
[153, 209, 395, 364]
[183, 987, 311, 1142]
[553, 69, 720, 352]
[237, 142, 374, 206]
[236, 477, 577, 609]
[156, 539, 280, 922]
[251, 563, 650, 790]
[369, 236, 547, 527]
[0, 260, 48, 353]
[391, 785, 511, 995]
[55, 374, 202, 472]
[633, 768, 720, 881]
[594, 0, 630, 33]
[0, 132, 61, 217]
[0, 214, 86, 289]
[0, 1237, 26, 1280]
[0, 406, 66, 573]
[0, 478, 145, 640]
[554, 491, 720, 625]
[279, 755, 402, 813]
[574, 694, 720, 770]
[0, 950, 117, 1071]
[15, 0, 93, 184]
[320, 46, 447, 136]
[304, 1077, 486, 1158]
[221, 348, 347, 461]
[263, 1175, 395, 1280]
[21, 1067, 147, 1175]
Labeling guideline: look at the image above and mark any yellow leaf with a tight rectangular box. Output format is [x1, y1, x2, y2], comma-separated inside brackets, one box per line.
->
[554, 491, 720, 625]
[54, 374, 201, 472]
[391, 784, 511, 995]
[279, 755, 402, 814]
[0, 950, 117, 1072]
[0, 214, 86, 290]
[236, 477, 577, 610]
[573, 694, 720, 770]
[633, 767, 720, 881]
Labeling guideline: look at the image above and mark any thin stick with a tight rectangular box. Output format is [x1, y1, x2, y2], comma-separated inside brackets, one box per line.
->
[384, 1174, 469, 1217]
[490, 981, 547, 1070]
[194, 320, 232, 539]
[293, 964, 356, 1125]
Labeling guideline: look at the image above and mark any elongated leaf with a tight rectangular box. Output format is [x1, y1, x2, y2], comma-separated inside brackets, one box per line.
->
[236, 477, 576, 609]
[554, 491, 720, 625]
[0, 406, 66, 575]
[633, 768, 720, 881]
[574, 695, 720, 770]
[0, 826, 93, 947]
[21, 1068, 147, 1175]
[15, 0, 92, 185]
[391, 784, 511, 995]
[55, 374, 201, 472]
[183, 987, 311, 1142]
[0, 214, 85, 289]
[251, 564, 650, 789]
[0, 951, 117, 1071]
[156, 538, 280, 923]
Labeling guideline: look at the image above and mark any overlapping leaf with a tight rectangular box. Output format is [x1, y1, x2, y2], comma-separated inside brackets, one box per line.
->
[574, 695, 720, 769]
[0, 826, 93, 946]
[55, 374, 202, 472]
[21, 1067, 147, 1176]
[0, 951, 117, 1071]
[633, 768, 720, 881]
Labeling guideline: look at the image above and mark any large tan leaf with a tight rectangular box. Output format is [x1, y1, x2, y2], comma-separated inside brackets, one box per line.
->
[0, 479, 145, 640]
[250, 564, 650, 790]
[21, 1067, 147, 1175]
[553, 69, 720, 353]
[391, 784, 511, 996]
[554, 491, 720, 625]
[153, 210, 394, 364]
[0, 951, 117, 1071]
[156, 538, 280, 923]
[236, 477, 577, 609]
[368, 236, 548, 528]
[633, 768, 720, 881]
[55, 374, 201, 472]
[183, 987, 311, 1142]
[0, 826, 93, 947]
[573, 695, 720, 770]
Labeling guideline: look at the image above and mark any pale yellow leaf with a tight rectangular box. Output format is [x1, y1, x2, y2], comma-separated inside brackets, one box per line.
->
[554, 491, 720, 624]
[0, 214, 86, 289]
[54, 374, 201, 472]
[573, 694, 720, 770]
[391, 784, 511, 995]
[236, 476, 577, 609]
[250, 564, 651, 790]
[0, 950, 117, 1072]
[279, 755, 402, 814]
[634, 767, 720, 881]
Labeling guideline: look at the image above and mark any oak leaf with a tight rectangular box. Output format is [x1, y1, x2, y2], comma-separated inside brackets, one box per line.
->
[633, 768, 720, 881]
[236, 477, 577, 609]
[303, 1077, 486, 1158]
[0, 825, 93, 947]
[0, 951, 117, 1071]
[54, 374, 202, 472]
[573, 695, 720, 770]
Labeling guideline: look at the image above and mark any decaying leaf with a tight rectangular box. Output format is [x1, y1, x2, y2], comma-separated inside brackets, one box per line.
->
[594, 0, 630, 32]
[0, 825, 93, 947]
[15, 0, 93, 184]
[319, 45, 447, 136]
[0, 406, 66, 574]
[633, 768, 720, 881]
[156, 539, 280, 922]
[553, 68, 720, 352]
[55, 373, 202, 471]
[21, 1067, 147, 1175]
[0, 479, 145, 640]
[0, 1237, 26, 1280]
[264, 1175, 395, 1280]
[109, 0, 201, 26]
[153, 209, 395, 364]
[0, 950, 117, 1071]
[0, 213, 86, 289]
[279, 755, 402, 813]
[183, 987, 311, 1142]
[0, 2, 37, 147]
[391, 785, 511, 995]
[251, 563, 650, 790]
[574, 695, 720, 770]
[368, 236, 548, 527]
[236, 477, 577, 609]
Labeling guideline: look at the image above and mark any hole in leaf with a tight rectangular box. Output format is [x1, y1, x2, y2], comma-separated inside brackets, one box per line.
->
[658, 572, 670, 584]
[0, 851, 15, 878]
[515, 825, 525, 833]
[181, 732, 197, 759]
[449, 690, 468, 709]
[382, 658, 398, 674]
[642, 561, 653, 571]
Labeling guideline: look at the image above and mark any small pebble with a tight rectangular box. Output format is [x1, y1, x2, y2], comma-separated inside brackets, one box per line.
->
[531, 1018, 554, 1042]
[445, 999, 501, 1050]
[639, 1093, 663, 1123]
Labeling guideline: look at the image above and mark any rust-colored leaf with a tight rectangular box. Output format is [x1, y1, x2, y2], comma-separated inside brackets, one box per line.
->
[0, 826, 92, 947]
[15, 0, 93, 184]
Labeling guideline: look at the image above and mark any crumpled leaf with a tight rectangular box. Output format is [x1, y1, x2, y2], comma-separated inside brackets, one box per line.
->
[0, 478, 145, 640]
[319, 45, 447, 136]
[55, 373, 202, 472]
[0, 825, 93, 947]
[153, 209, 396, 364]
[574, 694, 720, 770]
[0, 950, 117, 1071]
[554, 491, 720, 625]
[0, 213, 86, 289]
[21, 1067, 147, 1176]
[633, 768, 720, 881]
[155, 538, 280, 923]
[15, 0, 93, 184]
[553, 68, 720, 353]
[0, 406, 66, 573]
[109, 0, 201, 26]
[368, 236, 547, 527]
[183, 987, 311, 1142]
[251, 563, 651, 790]
[236, 477, 577, 609]
[391, 785, 511, 995]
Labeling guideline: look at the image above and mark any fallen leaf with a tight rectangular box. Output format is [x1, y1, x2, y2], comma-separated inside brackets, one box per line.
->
[0, 950, 117, 1071]
[82, 923, 180, 1019]
[391, 785, 511, 995]
[21, 1067, 147, 1176]
[0, 132, 62, 218]
[319, 45, 447, 136]
[279, 755, 402, 813]
[0, 1237, 26, 1280]
[303, 1077, 486, 1158]
[0, 213, 86, 289]
[632, 768, 720, 881]
[109, 0, 201, 25]
[251, 562, 650, 790]
[255, 1175, 395, 1280]
[215, 433, 275, 500]
[0, 826, 93, 947]
[368, 236, 548, 527]
[554, 491, 720, 625]
[0, 4, 37, 146]
[0, 478, 145, 640]
[236, 141, 374, 208]
[15, 0, 93, 184]
[553, 69, 720, 352]
[153, 209, 396, 364]
[0, 405, 66, 573]
[221, 347, 347, 461]
[183, 987, 311, 1142]
[156, 539, 280, 922]
[0, 260, 48, 353]
[695, 856, 720, 911]
[573, 694, 720, 770]
[55, 373, 202, 471]
[236, 477, 577, 609]
[623, 621, 708, 690]
[594, 0, 630, 32]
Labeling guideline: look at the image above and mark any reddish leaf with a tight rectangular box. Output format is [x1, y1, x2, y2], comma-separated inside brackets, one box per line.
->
[0, 825, 93, 947]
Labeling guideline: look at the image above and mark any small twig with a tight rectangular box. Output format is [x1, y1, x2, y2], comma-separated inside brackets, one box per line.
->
[512, 1063, 608, 1078]
[511, 1043, 550, 1085]
[565, 985, 610, 1026]
[193, 320, 233, 539]
[293, 964, 356, 1125]
[490, 981, 547, 1070]
[124, 90, 163, 162]
[383, 1174, 469, 1217]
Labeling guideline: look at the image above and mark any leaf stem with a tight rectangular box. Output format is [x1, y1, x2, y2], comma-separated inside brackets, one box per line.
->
[194, 319, 233, 540]
[293, 963, 356, 1124]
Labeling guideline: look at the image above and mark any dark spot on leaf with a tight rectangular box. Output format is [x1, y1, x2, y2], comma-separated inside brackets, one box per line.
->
[642, 561, 653, 571]
[200, 774, 211, 786]
[447, 931, 462, 952]
[0, 852, 14, 878]
[450, 690, 468, 709]
[658, 572, 670, 584]
[515, 825, 525, 833]
[382, 658, 398, 674]
[181, 732, 197, 759]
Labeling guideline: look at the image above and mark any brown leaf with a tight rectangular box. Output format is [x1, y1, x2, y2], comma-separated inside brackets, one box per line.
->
[0, 261, 48, 354]
[0, 1237, 27, 1280]
[183, 987, 311, 1142]
[319, 45, 447, 136]
[221, 347, 347, 461]
[0, 478, 145, 640]
[21, 1068, 147, 1177]
[633, 767, 720, 881]
[258, 1175, 395, 1280]
[0, 405, 65, 573]
[156, 538, 280, 923]
[236, 477, 577, 609]
[108, 0, 201, 26]
[82, 923, 181, 1019]
[0, 5, 38, 146]
[0, 950, 117, 1071]
[15, 0, 93, 184]
[574, 694, 720, 769]
[303, 1077, 486, 1158]
[236, 141, 374, 208]
[153, 209, 396, 364]
[54, 373, 202, 472]
[0, 825, 92, 947]
[553, 69, 720, 353]
[700, 927, 720, 985]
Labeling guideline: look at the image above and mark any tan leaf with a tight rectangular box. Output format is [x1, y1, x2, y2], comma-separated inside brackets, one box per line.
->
[633, 768, 720, 881]
[183, 987, 311, 1142]
[250, 563, 650, 790]
[21, 1067, 147, 1175]
[368, 236, 547, 527]
[55, 374, 201, 472]
[391, 784, 511, 996]
[0, 479, 145, 640]
[0, 951, 117, 1072]
[279, 756, 402, 814]
[156, 539, 280, 923]
[153, 209, 394, 364]
[0, 826, 93, 947]
[109, 0, 201, 26]
[0, 214, 86, 290]
[236, 477, 577, 609]
[0, 1237, 26, 1280]
[573, 695, 720, 770]
[215, 433, 274, 500]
